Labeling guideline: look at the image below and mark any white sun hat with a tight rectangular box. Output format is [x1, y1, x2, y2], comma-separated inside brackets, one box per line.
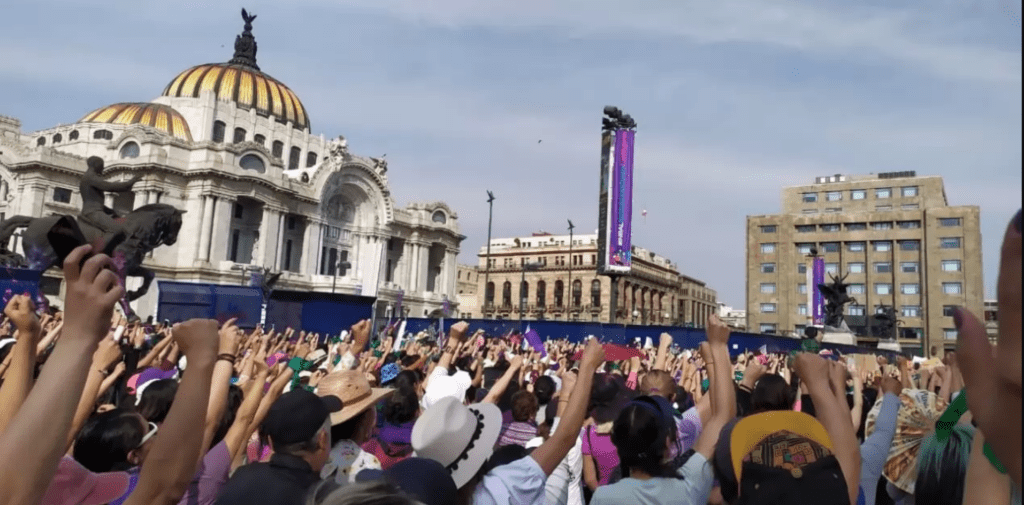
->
[411, 396, 503, 489]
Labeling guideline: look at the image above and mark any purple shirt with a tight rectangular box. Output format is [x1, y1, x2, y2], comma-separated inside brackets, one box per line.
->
[580, 425, 619, 487]
[177, 440, 232, 505]
[109, 467, 140, 505]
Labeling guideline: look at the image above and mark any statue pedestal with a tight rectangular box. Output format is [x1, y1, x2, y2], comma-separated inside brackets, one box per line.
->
[821, 331, 856, 346]
[877, 340, 902, 352]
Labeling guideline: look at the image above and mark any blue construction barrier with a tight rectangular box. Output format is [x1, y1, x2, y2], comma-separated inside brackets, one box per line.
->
[157, 281, 263, 328]
[0, 268, 44, 303]
[266, 290, 374, 336]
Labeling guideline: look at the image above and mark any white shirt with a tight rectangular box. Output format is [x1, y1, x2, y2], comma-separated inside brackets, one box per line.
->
[321, 439, 382, 487]
[541, 417, 583, 505]
[473, 455, 547, 505]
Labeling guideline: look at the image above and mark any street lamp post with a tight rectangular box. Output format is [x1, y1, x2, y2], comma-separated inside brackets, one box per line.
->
[520, 261, 543, 322]
[567, 219, 574, 314]
[484, 190, 495, 318]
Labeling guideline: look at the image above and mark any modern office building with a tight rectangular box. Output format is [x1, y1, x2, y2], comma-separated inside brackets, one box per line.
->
[746, 172, 982, 353]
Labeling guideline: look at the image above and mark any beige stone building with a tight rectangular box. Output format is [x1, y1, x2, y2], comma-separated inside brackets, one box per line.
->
[474, 232, 718, 325]
[746, 171, 983, 353]
[456, 264, 480, 319]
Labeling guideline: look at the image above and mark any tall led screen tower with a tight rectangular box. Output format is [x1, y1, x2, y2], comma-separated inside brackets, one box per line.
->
[597, 128, 636, 275]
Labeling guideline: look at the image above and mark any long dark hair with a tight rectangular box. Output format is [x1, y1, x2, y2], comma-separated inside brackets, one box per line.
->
[749, 374, 795, 414]
[136, 379, 177, 423]
[73, 408, 146, 472]
[610, 400, 675, 479]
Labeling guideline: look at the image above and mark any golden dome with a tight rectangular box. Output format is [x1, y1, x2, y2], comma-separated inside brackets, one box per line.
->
[161, 63, 309, 131]
[79, 102, 193, 142]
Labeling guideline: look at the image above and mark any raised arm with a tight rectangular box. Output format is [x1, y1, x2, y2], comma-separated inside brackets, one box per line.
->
[654, 333, 672, 371]
[200, 319, 241, 459]
[691, 316, 736, 460]
[222, 361, 269, 461]
[0, 295, 42, 434]
[64, 337, 122, 452]
[482, 355, 523, 404]
[125, 319, 218, 505]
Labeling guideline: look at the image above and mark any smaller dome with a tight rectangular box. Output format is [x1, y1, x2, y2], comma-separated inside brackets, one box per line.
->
[79, 102, 193, 142]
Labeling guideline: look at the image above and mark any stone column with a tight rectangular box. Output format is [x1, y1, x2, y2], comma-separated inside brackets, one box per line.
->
[445, 248, 458, 296]
[420, 243, 431, 293]
[257, 206, 273, 267]
[197, 195, 214, 262]
[299, 219, 317, 275]
[275, 213, 286, 270]
[209, 197, 234, 263]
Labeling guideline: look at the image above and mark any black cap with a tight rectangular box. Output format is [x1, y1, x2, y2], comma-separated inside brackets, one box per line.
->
[262, 389, 342, 445]
[357, 458, 457, 505]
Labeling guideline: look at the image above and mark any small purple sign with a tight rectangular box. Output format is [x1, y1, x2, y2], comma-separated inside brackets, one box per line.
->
[812, 256, 825, 326]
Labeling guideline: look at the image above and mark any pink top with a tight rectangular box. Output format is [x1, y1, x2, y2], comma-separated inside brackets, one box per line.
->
[580, 425, 619, 487]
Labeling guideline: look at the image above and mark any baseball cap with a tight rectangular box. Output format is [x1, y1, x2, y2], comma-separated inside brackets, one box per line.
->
[40, 456, 129, 505]
[262, 389, 343, 445]
[714, 411, 849, 505]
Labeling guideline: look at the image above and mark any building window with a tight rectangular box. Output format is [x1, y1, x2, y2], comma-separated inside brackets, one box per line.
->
[943, 305, 957, 317]
[761, 263, 775, 273]
[848, 262, 865, 274]
[848, 241, 866, 252]
[901, 186, 918, 197]
[902, 328, 923, 339]
[851, 190, 867, 200]
[485, 282, 495, 305]
[874, 262, 892, 274]
[572, 280, 582, 307]
[761, 303, 777, 313]
[940, 237, 961, 249]
[902, 204, 919, 210]
[233, 127, 246, 143]
[306, 152, 318, 167]
[845, 222, 866, 231]
[52, 187, 72, 204]
[825, 262, 838, 274]
[822, 242, 840, 253]
[760, 283, 776, 294]
[798, 283, 807, 294]
[944, 328, 958, 340]
[940, 217, 961, 227]
[554, 280, 564, 307]
[795, 324, 807, 334]
[759, 323, 777, 334]
[272, 141, 284, 158]
[797, 243, 814, 254]
[284, 240, 293, 271]
[233, 203, 244, 219]
[432, 211, 447, 224]
[898, 220, 921, 229]
[825, 191, 842, 201]
[876, 205, 893, 211]
[796, 225, 816, 233]
[36, 137, 46, 147]
[93, 130, 113, 140]
[53, 133, 63, 144]
[901, 283, 920, 295]
[943, 282, 963, 294]
[212, 121, 226, 143]
[760, 243, 776, 254]
[873, 241, 892, 252]
[502, 281, 513, 307]
[229, 229, 240, 262]
[900, 240, 920, 251]
[820, 224, 841, 232]
[118, 142, 140, 159]
[872, 221, 893, 230]
[848, 305, 865, 316]
[254, 134, 266, 146]
[797, 263, 807, 274]
[69, 130, 79, 140]
[900, 306, 920, 318]
[901, 262, 919, 273]
[802, 192, 818, 203]
[848, 283, 865, 294]
[875, 283, 892, 295]
[239, 154, 266, 173]
[876, 187, 892, 199]
[941, 260, 962, 272]
[760, 225, 777, 233]
[288, 147, 301, 170]
[798, 304, 808, 315]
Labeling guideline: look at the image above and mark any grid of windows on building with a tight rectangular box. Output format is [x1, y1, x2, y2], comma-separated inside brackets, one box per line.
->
[873, 221, 892, 230]
[761, 243, 776, 253]
[943, 305, 958, 317]
[760, 323, 777, 333]
[940, 237, 961, 249]
[796, 225, 816, 233]
[874, 241, 891, 252]
[849, 262, 864, 273]
[761, 283, 776, 294]
[940, 218, 962, 227]
[900, 240, 920, 251]
[943, 282, 963, 294]
[846, 223, 867, 231]
[821, 224, 840, 232]
[876, 283, 892, 295]
[848, 305, 865, 316]
[902, 186, 918, 197]
[901, 262, 919, 273]
[760, 225, 777, 233]
[761, 263, 775, 273]
[851, 190, 866, 200]
[848, 284, 865, 294]
[797, 243, 814, 254]
[944, 328, 958, 340]
[802, 193, 817, 203]
[876, 187, 892, 199]
[826, 191, 842, 201]
[825, 263, 838, 274]
[874, 262, 891, 273]
[849, 242, 866, 252]
[822, 242, 840, 253]
[901, 283, 920, 295]
[761, 303, 776, 313]
[942, 260, 962, 271]
[898, 220, 921, 229]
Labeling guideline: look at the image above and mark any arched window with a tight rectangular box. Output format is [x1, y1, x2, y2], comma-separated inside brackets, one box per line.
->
[536, 280, 546, 307]
[239, 154, 266, 173]
[69, 130, 79, 141]
[36, 137, 45, 146]
[93, 129, 113, 140]
[591, 279, 601, 307]
[432, 211, 447, 224]
[233, 127, 246, 144]
[119, 142, 140, 159]
[554, 280, 564, 308]
[502, 281, 512, 308]
[253, 134, 266, 146]
[53, 133, 63, 144]
[572, 280, 583, 307]
[212, 121, 226, 143]
[306, 152, 318, 167]
[520, 281, 529, 309]
[485, 282, 495, 305]
[288, 146, 301, 169]
[272, 141, 284, 159]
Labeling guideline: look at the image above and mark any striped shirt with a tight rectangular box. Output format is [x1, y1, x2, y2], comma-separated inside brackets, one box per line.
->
[498, 420, 538, 448]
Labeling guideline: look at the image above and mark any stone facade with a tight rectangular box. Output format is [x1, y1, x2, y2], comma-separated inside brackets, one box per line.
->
[456, 264, 480, 319]
[0, 21, 462, 322]
[746, 172, 983, 353]
[473, 232, 717, 325]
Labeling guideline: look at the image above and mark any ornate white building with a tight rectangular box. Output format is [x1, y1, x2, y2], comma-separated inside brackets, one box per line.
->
[0, 13, 463, 320]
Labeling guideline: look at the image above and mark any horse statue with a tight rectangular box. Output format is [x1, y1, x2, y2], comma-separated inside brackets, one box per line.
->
[818, 272, 857, 330]
[0, 204, 184, 320]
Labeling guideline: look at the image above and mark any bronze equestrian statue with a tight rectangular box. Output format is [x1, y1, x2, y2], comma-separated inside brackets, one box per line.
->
[817, 272, 857, 331]
[0, 157, 184, 320]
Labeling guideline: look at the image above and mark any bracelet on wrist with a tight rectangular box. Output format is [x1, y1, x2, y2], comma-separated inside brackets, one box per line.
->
[96, 368, 110, 377]
[217, 353, 237, 364]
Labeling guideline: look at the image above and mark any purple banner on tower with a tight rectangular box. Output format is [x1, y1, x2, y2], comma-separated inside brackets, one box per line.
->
[812, 256, 825, 326]
[602, 129, 635, 273]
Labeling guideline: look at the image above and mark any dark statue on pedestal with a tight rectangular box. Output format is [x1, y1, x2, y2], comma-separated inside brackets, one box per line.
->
[872, 305, 900, 340]
[229, 8, 260, 70]
[817, 272, 856, 331]
[0, 156, 184, 320]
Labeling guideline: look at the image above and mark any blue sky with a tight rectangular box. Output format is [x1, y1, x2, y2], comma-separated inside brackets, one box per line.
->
[1, 0, 1020, 308]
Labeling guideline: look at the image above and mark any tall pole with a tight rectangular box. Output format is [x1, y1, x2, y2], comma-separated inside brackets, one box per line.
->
[485, 191, 495, 318]
[609, 274, 619, 325]
[568, 221, 574, 315]
[520, 266, 527, 322]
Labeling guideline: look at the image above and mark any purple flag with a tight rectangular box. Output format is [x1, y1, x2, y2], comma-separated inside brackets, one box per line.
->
[523, 326, 546, 358]
[812, 257, 825, 326]
[442, 297, 451, 317]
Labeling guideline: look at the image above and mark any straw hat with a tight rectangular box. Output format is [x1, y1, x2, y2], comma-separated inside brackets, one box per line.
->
[316, 370, 394, 425]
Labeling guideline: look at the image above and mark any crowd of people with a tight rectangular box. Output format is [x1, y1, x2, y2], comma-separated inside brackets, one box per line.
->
[0, 209, 1020, 504]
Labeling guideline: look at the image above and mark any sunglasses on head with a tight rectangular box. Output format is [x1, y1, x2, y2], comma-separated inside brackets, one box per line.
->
[138, 422, 159, 448]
